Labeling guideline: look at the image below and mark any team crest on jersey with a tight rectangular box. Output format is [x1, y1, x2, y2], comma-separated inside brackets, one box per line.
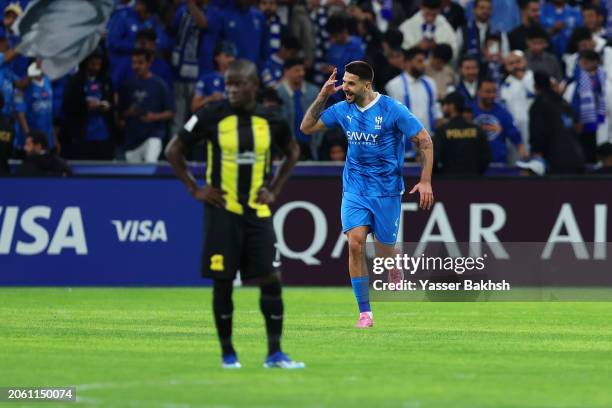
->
[210, 254, 224, 272]
[374, 116, 383, 130]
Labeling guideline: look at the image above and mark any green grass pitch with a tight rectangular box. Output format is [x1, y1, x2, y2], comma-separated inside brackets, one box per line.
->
[1, 288, 612, 408]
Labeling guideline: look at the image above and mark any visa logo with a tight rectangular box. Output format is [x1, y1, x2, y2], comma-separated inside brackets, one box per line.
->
[0, 206, 88, 255]
[111, 220, 168, 242]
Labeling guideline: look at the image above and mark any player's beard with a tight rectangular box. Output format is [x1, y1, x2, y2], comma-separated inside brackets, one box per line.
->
[345, 90, 362, 104]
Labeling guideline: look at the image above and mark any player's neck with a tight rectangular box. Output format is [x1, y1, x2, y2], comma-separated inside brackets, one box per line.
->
[356, 90, 378, 109]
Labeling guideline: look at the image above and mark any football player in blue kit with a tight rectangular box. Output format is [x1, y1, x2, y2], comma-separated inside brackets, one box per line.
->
[300, 61, 434, 328]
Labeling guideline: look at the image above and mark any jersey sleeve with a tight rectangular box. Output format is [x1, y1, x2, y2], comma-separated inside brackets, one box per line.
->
[178, 107, 214, 148]
[320, 103, 340, 128]
[394, 102, 424, 139]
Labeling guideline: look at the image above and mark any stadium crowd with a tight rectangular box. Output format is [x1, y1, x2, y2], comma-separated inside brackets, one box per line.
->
[1, 0, 612, 175]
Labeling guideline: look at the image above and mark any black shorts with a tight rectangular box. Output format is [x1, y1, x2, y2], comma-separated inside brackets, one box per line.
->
[201, 205, 278, 280]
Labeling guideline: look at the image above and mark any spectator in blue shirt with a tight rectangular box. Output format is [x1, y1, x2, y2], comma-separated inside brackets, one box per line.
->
[61, 49, 115, 160]
[191, 41, 236, 112]
[472, 78, 528, 163]
[171, 0, 224, 135]
[540, 0, 582, 57]
[112, 29, 173, 93]
[221, 0, 267, 69]
[16, 61, 55, 153]
[258, 0, 286, 60]
[324, 14, 365, 86]
[119, 49, 174, 163]
[261, 34, 301, 88]
[106, 0, 170, 81]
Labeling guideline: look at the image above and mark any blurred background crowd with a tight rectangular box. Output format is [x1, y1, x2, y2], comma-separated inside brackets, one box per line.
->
[1, 0, 612, 176]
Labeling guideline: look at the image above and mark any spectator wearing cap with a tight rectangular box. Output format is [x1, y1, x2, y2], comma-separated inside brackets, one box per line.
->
[0, 93, 13, 174]
[277, 57, 320, 160]
[472, 78, 527, 163]
[500, 50, 535, 154]
[258, 0, 286, 59]
[15, 61, 56, 154]
[191, 42, 236, 112]
[563, 50, 607, 163]
[221, 0, 267, 70]
[509, 0, 542, 51]
[113, 28, 173, 94]
[434, 91, 491, 175]
[61, 49, 115, 160]
[385, 47, 441, 134]
[525, 25, 562, 81]
[2, 2, 28, 78]
[529, 71, 584, 174]
[106, 0, 170, 82]
[540, 0, 582, 58]
[16, 130, 72, 176]
[425, 43, 454, 100]
[261, 34, 301, 88]
[118, 48, 174, 163]
[457, 0, 509, 60]
[563, 27, 612, 79]
[447, 55, 480, 110]
[594, 143, 612, 173]
[398, 0, 458, 58]
[322, 14, 365, 86]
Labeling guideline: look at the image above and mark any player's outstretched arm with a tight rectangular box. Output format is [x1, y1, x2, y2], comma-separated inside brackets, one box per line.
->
[409, 129, 435, 210]
[257, 139, 300, 204]
[300, 69, 341, 134]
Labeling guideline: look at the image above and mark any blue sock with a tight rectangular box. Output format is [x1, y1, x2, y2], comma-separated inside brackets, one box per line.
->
[351, 276, 371, 313]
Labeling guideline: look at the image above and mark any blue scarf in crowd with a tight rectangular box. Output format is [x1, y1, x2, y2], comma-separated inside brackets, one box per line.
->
[573, 67, 606, 132]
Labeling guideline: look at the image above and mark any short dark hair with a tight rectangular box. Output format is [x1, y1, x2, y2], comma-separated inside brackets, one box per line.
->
[459, 55, 480, 67]
[572, 27, 593, 43]
[283, 57, 305, 71]
[131, 48, 153, 62]
[136, 28, 157, 43]
[478, 77, 497, 89]
[473, 0, 492, 8]
[422, 0, 442, 9]
[383, 27, 403, 49]
[404, 46, 427, 61]
[137, 0, 159, 13]
[226, 59, 259, 84]
[581, 3, 601, 15]
[281, 34, 301, 51]
[533, 70, 552, 91]
[432, 43, 453, 63]
[326, 14, 347, 35]
[442, 91, 465, 113]
[28, 131, 48, 150]
[525, 24, 548, 40]
[345, 61, 374, 82]
[579, 49, 601, 62]
[518, 0, 539, 10]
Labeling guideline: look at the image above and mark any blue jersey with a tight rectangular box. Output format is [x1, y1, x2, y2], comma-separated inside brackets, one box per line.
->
[321, 94, 423, 197]
[16, 77, 54, 149]
[472, 102, 522, 163]
[84, 79, 110, 142]
[194, 71, 225, 97]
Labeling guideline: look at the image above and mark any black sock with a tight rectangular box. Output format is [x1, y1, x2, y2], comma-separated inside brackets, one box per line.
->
[213, 279, 235, 356]
[260, 279, 283, 356]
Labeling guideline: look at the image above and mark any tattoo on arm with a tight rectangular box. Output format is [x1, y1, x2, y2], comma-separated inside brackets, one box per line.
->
[413, 130, 434, 181]
[302, 97, 326, 129]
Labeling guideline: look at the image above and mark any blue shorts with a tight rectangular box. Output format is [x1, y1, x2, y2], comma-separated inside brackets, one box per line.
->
[341, 191, 402, 245]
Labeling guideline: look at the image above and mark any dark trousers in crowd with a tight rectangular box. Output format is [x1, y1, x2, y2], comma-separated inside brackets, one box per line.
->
[580, 131, 597, 164]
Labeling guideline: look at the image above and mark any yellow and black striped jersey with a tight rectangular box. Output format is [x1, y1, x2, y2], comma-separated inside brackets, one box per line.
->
[179, 101, 292, 218]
